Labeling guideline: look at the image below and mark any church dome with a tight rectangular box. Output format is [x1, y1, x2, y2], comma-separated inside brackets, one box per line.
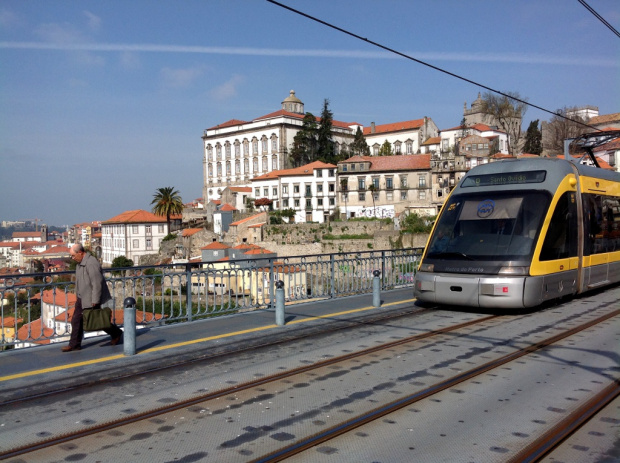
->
[282, 90, 304, 114]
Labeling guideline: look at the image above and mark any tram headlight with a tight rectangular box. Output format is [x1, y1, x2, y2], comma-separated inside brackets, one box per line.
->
[498, 266, 529, 276]
[418, 263, 434, 272]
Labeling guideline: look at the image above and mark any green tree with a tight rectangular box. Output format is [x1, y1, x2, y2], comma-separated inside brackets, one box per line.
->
[317, 99, 336, 164]
[151, 186, 183, 232]
[290, 113, 318, 167]
[522, 119, 543, 155]
[480, 91, 528, 155]
[378, 140, 393, 156]
[400, 212, 435, 234]
[349, 126, 370, 156]
[112, 255, 134, 269]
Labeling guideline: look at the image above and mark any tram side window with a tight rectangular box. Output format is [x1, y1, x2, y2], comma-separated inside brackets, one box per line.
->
[540, 192, 578, 261]
[584, 194, 620, 254]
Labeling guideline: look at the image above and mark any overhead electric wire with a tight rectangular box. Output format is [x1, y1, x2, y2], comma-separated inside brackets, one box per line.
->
[266, 0, 601, 132]
[578, 0, 620, 39]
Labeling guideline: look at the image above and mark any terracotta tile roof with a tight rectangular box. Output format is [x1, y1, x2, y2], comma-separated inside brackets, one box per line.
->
[230, 213, 265, 226]
[201, 241, 231, 250]
[103, 209, 167, 224]
[422, 137, 441, 146]
[22, 249, 41, 256]
[41, 245, 71, 255]
[211, 199, 221, 205]
[16, 318, 55, 342]
[219, 203, 237, 211]
[36, 289, 77, 308]
[593, 138, 620, 152]
[233, 243, 261, 250]
[589, 113, 620, 125]
[247, 223, 265, 229]
[207, 119, 250, 130]
[3, 317, 22, 327]
[182, 228, 202, 237]
[363, 118, 425, 135]
[229, 187, 252, 193]
[12, 232, 41, 238]
[340, 154, 431, 171]
[253, 110, 353, 129]
[252, 161, 336, 181]
[244, 248, 274, 255]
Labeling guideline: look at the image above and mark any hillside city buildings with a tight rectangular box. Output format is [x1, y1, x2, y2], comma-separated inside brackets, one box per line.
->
[1, 91, 619, 271]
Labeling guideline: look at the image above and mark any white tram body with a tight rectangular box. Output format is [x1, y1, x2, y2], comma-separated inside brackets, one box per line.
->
[414, 142, 620, 309]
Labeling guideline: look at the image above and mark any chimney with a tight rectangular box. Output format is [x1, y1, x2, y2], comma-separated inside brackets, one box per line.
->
[371, 122, 376, 134]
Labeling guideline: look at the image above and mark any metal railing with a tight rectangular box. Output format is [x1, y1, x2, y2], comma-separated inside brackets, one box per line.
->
[0, 248, 422, 350]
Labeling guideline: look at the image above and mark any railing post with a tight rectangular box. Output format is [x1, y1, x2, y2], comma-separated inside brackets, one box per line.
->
[373, 270, 381, 307]
[275, 280, 285, 326]
[185, 263, 193, 322]
[123, 297, 136, 356]
[330, 254, 335, 299]
[270, 260, 276, 310]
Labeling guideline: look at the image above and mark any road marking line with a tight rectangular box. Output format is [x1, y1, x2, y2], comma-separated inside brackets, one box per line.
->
[0, 298, 416, 382]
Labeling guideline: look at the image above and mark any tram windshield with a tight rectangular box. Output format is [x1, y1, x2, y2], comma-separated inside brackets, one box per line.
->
[427, 191, 550, 260]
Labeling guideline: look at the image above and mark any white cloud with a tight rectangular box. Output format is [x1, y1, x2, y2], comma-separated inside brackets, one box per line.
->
[119, 51, 141, 70]
[83, 11, 102, 32]
[160, 66, 203, 88]
[210, 74, 245, 101]
[1, 42, 617, 68]
[0, 8, 20, 28]
[34, 23, 85, 44]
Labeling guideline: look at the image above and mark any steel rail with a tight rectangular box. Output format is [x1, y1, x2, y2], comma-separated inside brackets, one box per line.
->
[249, 308, 620, 463]
[508, 380, 620, 463]
[0, 312, 497, 459]
[0, 303, 425, 407]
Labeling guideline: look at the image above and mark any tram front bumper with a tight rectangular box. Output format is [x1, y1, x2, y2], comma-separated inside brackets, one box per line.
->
[415, 273, 526, 308]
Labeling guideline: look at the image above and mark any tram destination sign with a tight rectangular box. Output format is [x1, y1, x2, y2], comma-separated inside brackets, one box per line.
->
[461, 170, 546, 187]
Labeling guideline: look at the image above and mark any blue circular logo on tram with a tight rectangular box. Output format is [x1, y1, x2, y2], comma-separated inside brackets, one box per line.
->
[477, 199, 495, 218]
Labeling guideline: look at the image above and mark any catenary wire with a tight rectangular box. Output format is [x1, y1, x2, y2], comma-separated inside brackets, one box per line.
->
[266, 0, 601, 132]
[578, 0, 620, 39]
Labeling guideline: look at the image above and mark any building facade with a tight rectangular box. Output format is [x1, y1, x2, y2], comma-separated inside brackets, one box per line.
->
[251, 160, 338, 223]
[202, 90, 356, 205]
[337, 155, 434, 219]
[101, 210, 169, 266]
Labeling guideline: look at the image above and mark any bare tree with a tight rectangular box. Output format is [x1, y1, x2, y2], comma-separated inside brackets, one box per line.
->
[480, 91, 528, 155]
[542, 107, 591, 156]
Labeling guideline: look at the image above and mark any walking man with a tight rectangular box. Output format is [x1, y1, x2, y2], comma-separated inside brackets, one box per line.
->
[62, 244, 122, 352]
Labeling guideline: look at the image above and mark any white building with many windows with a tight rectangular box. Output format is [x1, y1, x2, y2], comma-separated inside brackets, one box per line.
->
[101, 210, 169, 266]
[251, 161, 337, 223]
[364, 118, 439, 155]
[202, 90, 356, 205]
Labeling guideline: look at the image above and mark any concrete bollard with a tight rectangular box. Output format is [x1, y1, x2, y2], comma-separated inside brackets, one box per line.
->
[275, 280, 285, 326]
[123, 297, 136, 356]
[373, 269, 381, 307]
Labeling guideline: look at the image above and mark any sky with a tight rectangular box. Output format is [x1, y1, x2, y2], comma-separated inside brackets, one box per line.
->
[1, 0, 619, 228]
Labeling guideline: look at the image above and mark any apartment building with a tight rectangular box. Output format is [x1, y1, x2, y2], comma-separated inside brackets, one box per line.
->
[202, 90, 356, 205]
[101, 210, 169, 266]
[337, 154, 434, 219]
[251, 161, 337, 223]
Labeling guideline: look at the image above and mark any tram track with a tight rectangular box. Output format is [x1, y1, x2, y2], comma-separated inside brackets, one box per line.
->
[0, 303, 430, 406]
[2, 304, 618, 462]
[250, 308, 620, 462]
[0, 312, 496, 460]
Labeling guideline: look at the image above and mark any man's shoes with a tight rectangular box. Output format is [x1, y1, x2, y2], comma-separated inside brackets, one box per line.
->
[61, 346, 81, 352]
[110, 335, 122, 346]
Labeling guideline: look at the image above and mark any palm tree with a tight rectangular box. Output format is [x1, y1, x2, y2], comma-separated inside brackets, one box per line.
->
[151, 187, 183, 233]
